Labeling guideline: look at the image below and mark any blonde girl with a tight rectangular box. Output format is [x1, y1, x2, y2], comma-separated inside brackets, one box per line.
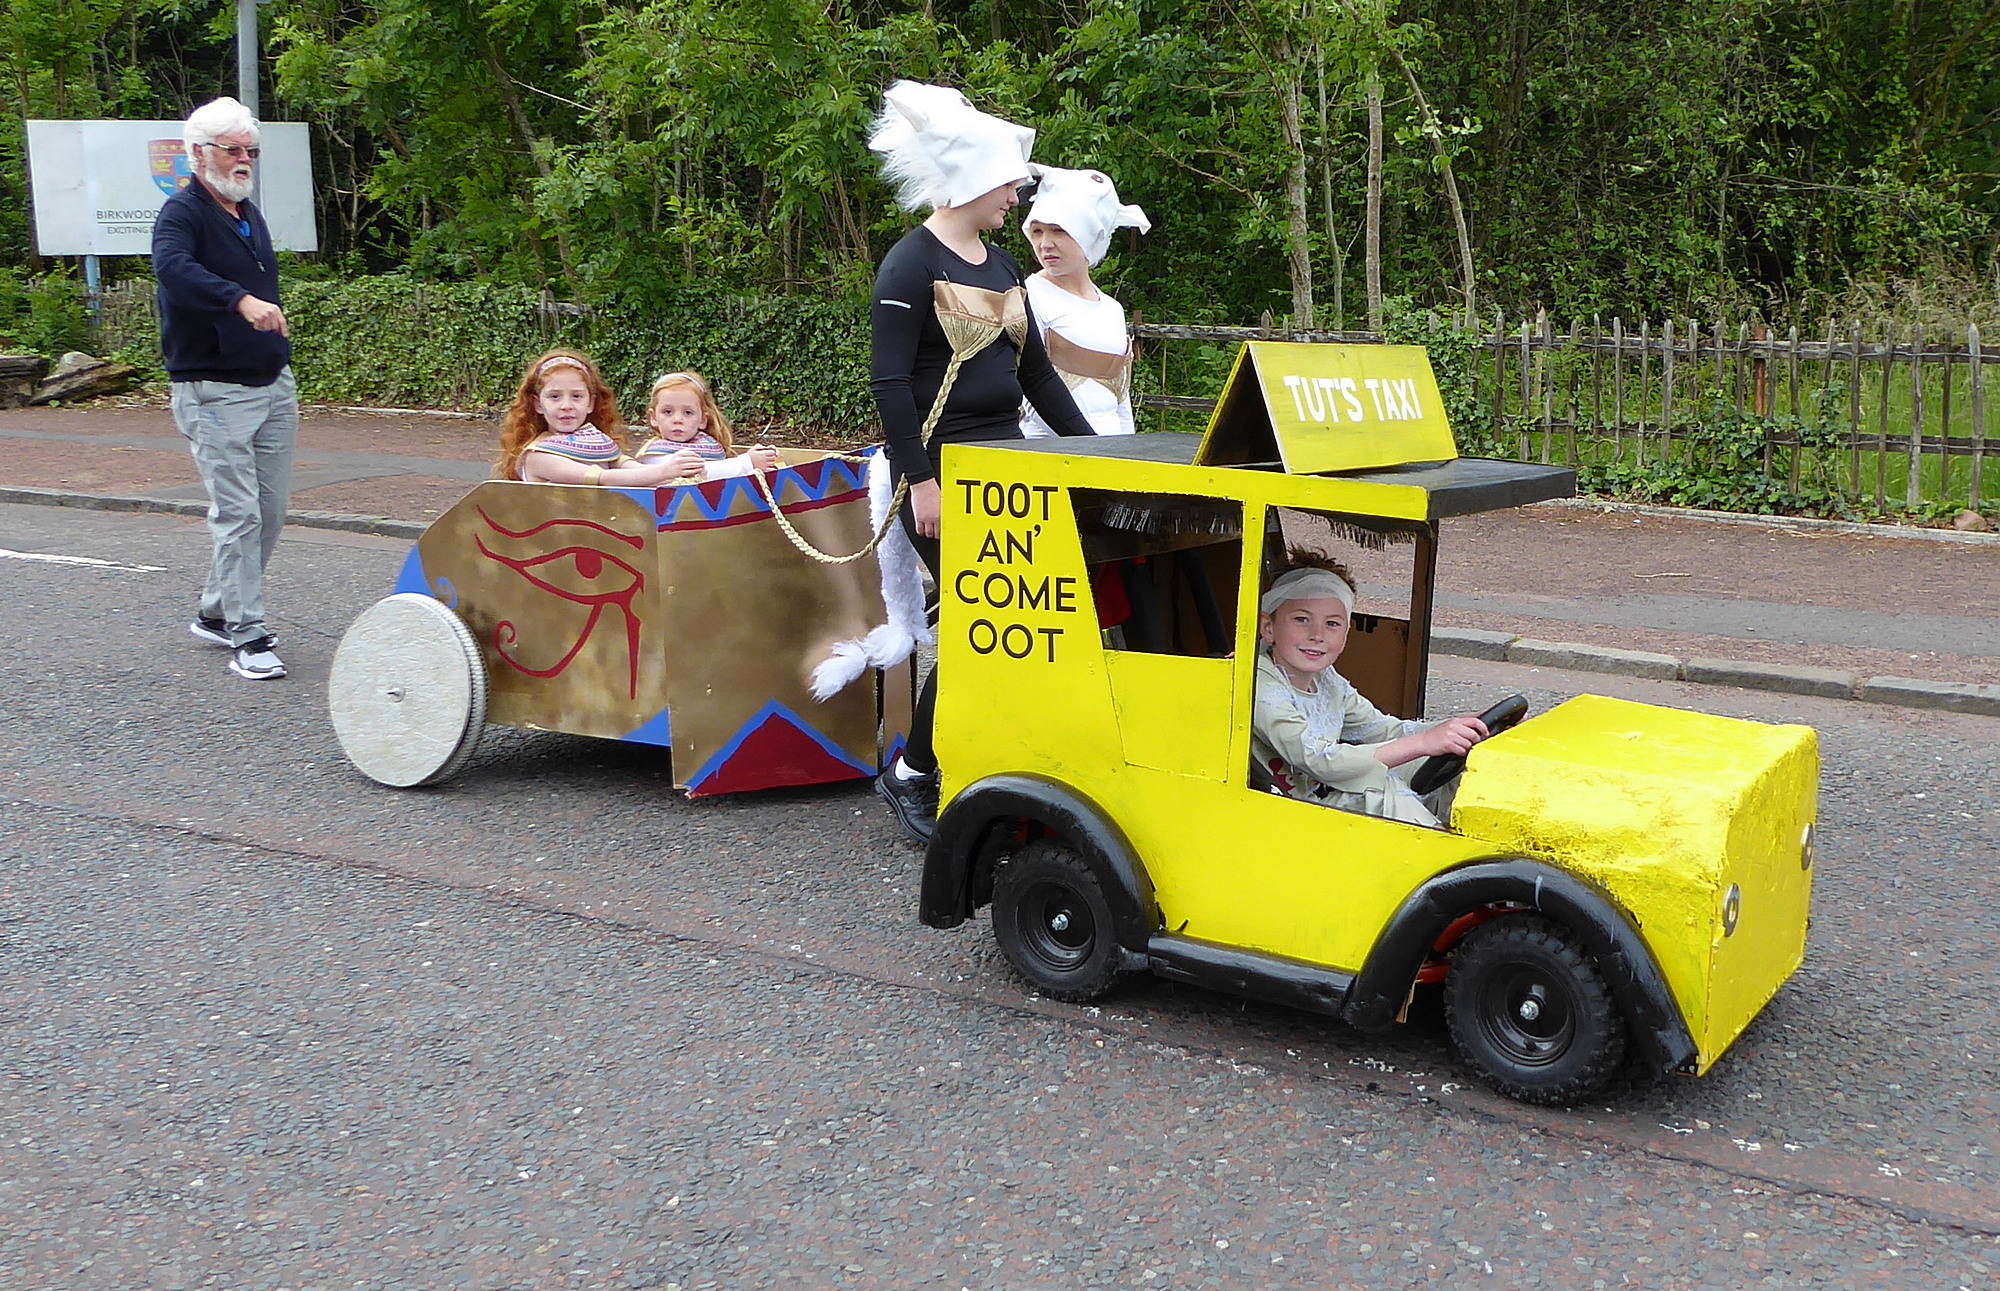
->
[635, 370, 779, 479]
[496, 350, 703, 486]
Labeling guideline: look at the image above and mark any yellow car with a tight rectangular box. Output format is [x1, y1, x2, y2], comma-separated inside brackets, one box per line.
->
[917, 343, 1817, 1104]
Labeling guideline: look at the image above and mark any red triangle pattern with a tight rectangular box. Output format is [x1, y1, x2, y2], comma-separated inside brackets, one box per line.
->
[688, 710, 872, 798]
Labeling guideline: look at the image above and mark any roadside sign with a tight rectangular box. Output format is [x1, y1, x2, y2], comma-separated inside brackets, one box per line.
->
[25, 119, 317, 255]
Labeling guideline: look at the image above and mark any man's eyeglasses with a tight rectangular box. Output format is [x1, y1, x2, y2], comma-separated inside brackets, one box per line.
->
[199, 143, 262, 160]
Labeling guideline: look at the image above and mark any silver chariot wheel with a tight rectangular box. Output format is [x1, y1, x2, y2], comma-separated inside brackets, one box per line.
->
[328, 593, 488, 787]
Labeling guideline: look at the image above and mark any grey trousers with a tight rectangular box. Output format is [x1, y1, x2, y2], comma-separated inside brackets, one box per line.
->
[172, 368, 299, 646]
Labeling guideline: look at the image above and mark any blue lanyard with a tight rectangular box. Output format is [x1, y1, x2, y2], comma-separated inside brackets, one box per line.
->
[232, 215, 266, 271]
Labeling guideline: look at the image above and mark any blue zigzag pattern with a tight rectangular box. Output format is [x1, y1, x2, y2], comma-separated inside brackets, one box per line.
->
[654, 455, 872, 528]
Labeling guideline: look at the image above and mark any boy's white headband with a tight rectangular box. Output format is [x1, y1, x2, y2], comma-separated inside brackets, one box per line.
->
[1261, 568, 1355, 613]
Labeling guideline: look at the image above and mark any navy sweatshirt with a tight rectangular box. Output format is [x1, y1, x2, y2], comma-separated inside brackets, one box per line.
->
[151, 179, 291, 385]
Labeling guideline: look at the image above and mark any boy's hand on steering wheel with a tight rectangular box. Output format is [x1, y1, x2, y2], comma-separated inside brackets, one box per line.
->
[1418, 715, 1490, 759]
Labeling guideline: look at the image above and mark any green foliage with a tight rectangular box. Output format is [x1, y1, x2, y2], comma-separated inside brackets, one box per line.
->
[8, 0, 1996, 325]
[0, 269, 92, 358]
[8, 0, 1995, 526]
[1378, 297, 1496, 455]
[262, 273, 873, 432]
[589, 284, 874, 438]
[284, 275, 579, 407]
[0, 0, 235, 270]
[1575, 387, 1859, 517]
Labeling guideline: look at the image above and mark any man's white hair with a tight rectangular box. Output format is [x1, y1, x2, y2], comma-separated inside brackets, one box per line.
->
[183, 97, 262, 163]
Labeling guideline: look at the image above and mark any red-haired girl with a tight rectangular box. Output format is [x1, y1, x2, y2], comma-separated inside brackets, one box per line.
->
[496, 350, 703, 485]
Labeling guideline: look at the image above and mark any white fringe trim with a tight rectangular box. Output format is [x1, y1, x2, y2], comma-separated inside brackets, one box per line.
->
[809, 450, 934, 701]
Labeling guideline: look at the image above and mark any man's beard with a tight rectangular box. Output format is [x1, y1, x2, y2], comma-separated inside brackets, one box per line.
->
[206, 166, 254, 203]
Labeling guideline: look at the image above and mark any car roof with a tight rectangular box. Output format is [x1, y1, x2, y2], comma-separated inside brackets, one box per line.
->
[988, 432, 1576, 519]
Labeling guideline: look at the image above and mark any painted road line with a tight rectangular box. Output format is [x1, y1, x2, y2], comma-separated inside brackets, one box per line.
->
[0, 547, 167, 573]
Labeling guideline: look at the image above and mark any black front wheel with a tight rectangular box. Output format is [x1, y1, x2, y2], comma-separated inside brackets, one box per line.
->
[1445, 915, 1628, 1105]
[991, 840, 1122, 1002]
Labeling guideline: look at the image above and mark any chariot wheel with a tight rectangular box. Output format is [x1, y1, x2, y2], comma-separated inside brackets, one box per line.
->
[328, 593, 488, 788]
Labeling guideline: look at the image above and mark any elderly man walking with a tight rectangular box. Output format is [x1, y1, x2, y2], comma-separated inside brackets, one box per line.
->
[153, 96, 298, 680]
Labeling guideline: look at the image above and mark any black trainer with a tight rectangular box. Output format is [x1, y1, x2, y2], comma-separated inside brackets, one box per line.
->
[191, 617, 278, 650]
[876, 767, 940, 844]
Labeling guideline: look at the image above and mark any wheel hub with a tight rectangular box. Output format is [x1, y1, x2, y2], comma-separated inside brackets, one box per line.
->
[1018, 879, 1096, 970]
[1479, 968, 1576, 1068]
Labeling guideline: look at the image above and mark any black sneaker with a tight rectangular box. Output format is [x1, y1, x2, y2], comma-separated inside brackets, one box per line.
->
[192, 618, 278, 650]
[876, 767, 940, 843]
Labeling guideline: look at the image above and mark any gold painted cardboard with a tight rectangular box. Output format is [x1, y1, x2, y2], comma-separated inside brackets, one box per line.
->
[417, 483, 668, 740]
[401, 456, 907, 794]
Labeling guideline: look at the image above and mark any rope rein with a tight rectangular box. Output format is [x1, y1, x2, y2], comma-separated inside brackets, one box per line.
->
[750, 348, 969, 565]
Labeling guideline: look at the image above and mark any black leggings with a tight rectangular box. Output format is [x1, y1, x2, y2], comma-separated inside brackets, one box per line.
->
[896, 498, 942, 774]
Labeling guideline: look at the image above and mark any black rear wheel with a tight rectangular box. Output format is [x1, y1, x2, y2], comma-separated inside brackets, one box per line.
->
[1445, 915, 1628, 1105]
[991, 840, 1122, 1002]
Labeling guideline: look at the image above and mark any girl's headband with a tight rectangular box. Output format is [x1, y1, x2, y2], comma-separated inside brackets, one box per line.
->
[537, 355, 587, 377]
[1260, 568, 1356, 614]
[650, 371, 709, 395]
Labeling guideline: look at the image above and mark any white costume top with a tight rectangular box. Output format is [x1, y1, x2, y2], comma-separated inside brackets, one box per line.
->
[1019, 274, 1134, 439]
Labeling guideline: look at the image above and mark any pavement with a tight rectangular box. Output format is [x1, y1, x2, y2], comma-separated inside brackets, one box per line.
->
[4, 400, 1997, 715]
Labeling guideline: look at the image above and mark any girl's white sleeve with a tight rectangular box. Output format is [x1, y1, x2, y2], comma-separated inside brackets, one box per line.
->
[702, 453, 759, 480]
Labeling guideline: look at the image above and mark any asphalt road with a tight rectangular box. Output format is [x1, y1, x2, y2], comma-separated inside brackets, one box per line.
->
[3, 502, 1998, 1290]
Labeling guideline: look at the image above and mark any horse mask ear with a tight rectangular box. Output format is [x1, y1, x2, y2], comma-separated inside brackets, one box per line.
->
[1023, 166, 1151, 267]
[869, 79, 1036, 211]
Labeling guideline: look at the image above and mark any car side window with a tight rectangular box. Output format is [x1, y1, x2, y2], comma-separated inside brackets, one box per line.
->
[1069, 489, 1242, 658]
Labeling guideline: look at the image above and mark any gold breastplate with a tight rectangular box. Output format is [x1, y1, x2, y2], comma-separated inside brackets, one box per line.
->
[933, 282, 1029, 357]
[1044, 327, 1133, 401]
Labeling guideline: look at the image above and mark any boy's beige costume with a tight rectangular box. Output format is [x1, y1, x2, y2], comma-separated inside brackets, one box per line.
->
[1251, 658, 1455, 825]
[1249, 568, 1454, 826]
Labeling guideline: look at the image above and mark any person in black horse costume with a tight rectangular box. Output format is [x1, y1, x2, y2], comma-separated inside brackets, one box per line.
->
[866, 80, 1096, 843]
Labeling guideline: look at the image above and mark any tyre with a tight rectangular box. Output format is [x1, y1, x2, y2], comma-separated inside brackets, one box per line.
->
[991, 840, 1122, 1002]
[1444, 915, 1628, 1105]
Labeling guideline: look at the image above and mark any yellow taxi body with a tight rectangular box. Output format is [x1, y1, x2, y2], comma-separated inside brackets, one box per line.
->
[932, 430, 1816, 1077]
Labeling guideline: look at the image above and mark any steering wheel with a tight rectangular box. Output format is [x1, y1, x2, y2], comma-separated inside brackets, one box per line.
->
[1408, 694, 1530, 797]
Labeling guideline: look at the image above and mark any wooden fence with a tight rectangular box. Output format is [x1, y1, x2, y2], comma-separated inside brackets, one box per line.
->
[1131, 314, 1994, 513]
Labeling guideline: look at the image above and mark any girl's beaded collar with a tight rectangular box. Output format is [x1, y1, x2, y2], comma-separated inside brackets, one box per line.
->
[529, 424, 622, 463]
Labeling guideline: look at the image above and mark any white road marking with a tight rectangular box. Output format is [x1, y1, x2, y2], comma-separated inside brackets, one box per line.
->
[0, 547, 167, 573]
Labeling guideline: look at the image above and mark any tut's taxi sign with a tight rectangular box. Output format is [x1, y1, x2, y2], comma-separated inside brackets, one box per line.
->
[1195, 341, 1457, 474]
